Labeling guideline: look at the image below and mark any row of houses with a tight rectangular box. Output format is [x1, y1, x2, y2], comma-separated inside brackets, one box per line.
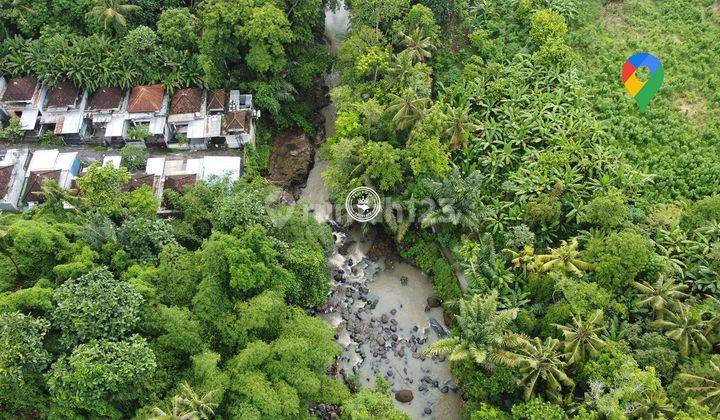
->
[0, 147, 242, 211]
[0, 77, 259, 149]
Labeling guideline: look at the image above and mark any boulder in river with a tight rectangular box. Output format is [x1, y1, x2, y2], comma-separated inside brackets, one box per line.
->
[395, 390, 414, 403]
[429, 318, 450, 338]
[427, 296, 442, 308]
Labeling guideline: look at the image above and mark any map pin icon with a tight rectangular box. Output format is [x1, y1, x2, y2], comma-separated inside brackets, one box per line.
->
[622, 52, 664, 113]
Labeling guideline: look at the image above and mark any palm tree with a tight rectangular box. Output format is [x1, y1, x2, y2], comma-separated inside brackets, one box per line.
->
[443, 103, 481, 151]
[503, 245, 536, 278]
[387, 50, 415, 86]
[514, 336, 574, 402]
[87, 0, 141, 34]
[178, 382, 218, 419]
[626, 387, 676, 419]
[553, 310, 606, 365]
[150, 396, 197, 420]
[651, 304, 710, 358]
[679, 359, 720, 413]
[150, 382, 218, 420]
[422, 169, 491, 232]
[532, 238, 593, 276]
[633, 275, 688, 319]
[36, 179, 80, 215]
[425, 291, 520, 370]
[403, 28, 434, 63]
[386, 88, 429, 131]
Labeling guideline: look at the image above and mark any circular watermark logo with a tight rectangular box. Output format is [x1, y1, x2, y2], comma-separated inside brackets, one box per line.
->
[345, 187, 382, 223]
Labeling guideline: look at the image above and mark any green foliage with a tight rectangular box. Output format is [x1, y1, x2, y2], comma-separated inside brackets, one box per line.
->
[117, 217, 177, 264]
[529, 9, 568, 45]
[53, 267, 143, 346]
[3, 219, 70, 285]
[0, 117, 25, 143]
[341, 387, 410, 420]
[46, 336, 156, 418]
[584, 231, 654, 291]
[157, 7, 198, 51]
[119, 146, 147, 171]
[510, 398, 564, 420]
[0, 285, 54, 316]
[224, 313, 348, 417]
[0, 312, 51, 414]
[453, 361, 518, 407]
[579, 191, 628, 229]
[680, 195, 720, 230]
[76, 161, 131, 217]
[121, 185, 159, 217]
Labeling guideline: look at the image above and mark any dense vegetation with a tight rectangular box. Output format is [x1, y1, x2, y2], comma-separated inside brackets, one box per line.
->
[325, 0, 720, 417]
[0, 0, 333, 129]
[0, 159, 412, 418]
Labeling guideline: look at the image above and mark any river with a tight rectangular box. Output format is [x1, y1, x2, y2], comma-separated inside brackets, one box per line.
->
[297, 5, 462, 419]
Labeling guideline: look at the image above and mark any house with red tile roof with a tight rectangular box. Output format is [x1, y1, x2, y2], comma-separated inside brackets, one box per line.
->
[125, 84, 170, 148]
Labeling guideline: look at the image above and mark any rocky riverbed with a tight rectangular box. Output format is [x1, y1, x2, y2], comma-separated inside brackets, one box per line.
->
[296, 4, 462, 419]
[315, 226, 462, 419]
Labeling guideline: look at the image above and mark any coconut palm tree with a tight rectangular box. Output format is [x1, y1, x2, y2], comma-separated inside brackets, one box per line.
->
[403, 28, 434, 63]
[178, 382, 218, 420]
[36, 178, 80, 216]
[443, 103, 481, 151]
[503, 245, 536, 278]
[87, 0, 141, 34]
[150, 396, 197, 420]
[679, 359, 720, 413]
[532, 238, 593, 276]
[651, 303, 710, 358]
[514, 336, 574, 402]
[553, 310, 606, 365]
[633, 275, 688, 319]
[421, 169, 491, 232]
[387, 50, 416, 86]
[626, 387, 676, 419]
[150, 382, 218, 420]
[386, 88, 429, 131]
[425, 291, 520, 369]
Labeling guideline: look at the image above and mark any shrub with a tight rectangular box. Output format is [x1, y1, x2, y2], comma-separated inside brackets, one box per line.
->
[511, 398, 564, 420]
[0, 117, 25, 143]
[120, 146, 147, 171]
[680, 195, 720, 230]
[580, 191, 628, 229]
[529, 9, 568, 45]
[583, 231, 654, 291]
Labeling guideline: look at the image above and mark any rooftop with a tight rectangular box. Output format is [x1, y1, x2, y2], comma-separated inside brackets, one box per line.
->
[22, 169, 61, 204]
[164, 173, 197, 194]
[88, 87, 125, 111]
[45, 81, 80, 108]
[224, 110, 251, 132]
[1, 77, 38, 102]
[123, 173, 156, 192]
[128, 84, 165, 113]
[170, 87, 203, 115]
[207, 89, 226, 112]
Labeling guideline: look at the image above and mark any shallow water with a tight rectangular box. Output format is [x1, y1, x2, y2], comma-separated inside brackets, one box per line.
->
[298, 4, 462, 419]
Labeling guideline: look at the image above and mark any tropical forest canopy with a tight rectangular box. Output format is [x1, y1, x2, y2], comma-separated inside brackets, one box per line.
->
[3, 0, 720, 419]
[322, 0, 720, 417]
